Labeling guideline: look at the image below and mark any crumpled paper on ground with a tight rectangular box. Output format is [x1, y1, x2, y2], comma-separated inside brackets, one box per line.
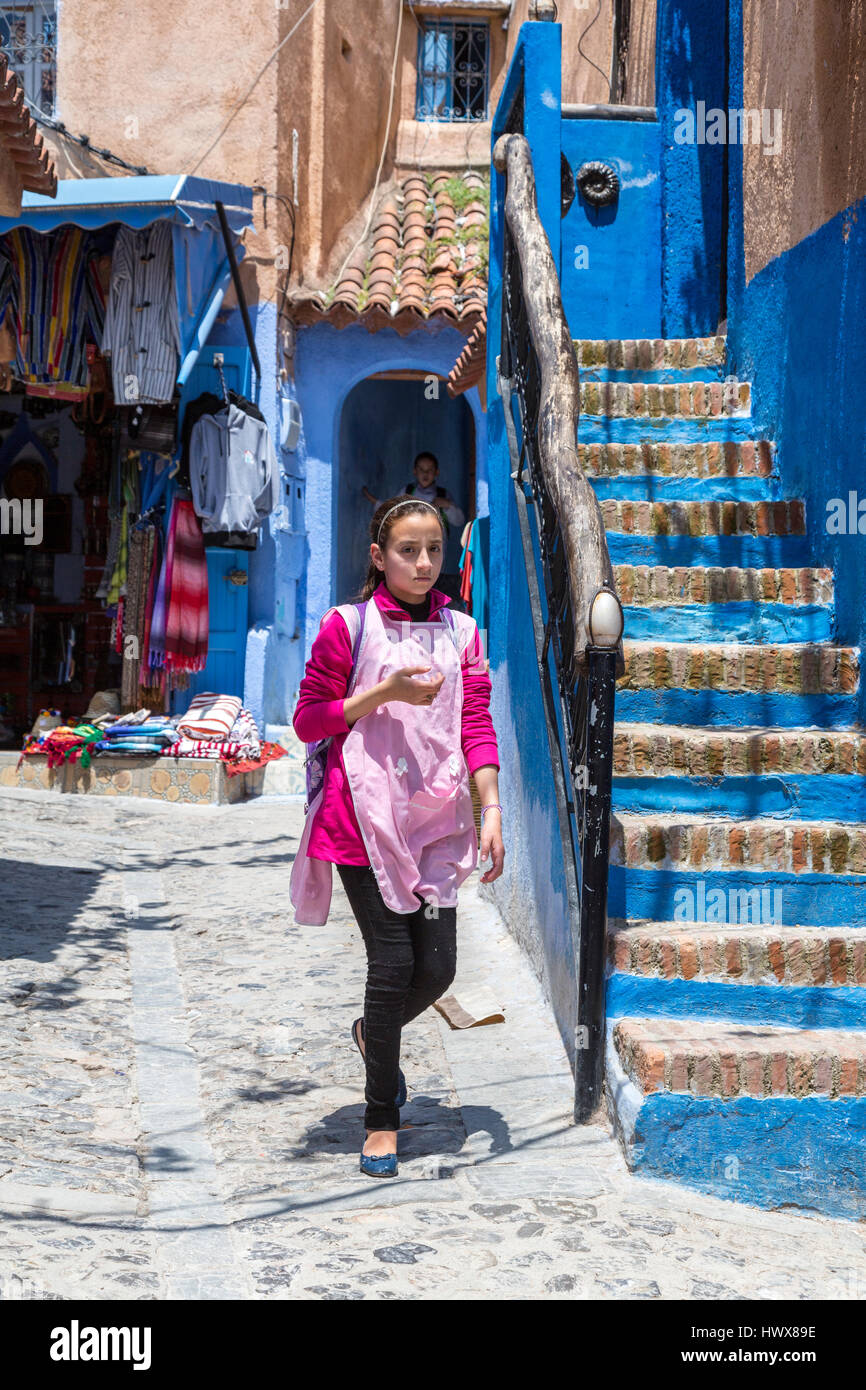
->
[433, 985, 505, 1029]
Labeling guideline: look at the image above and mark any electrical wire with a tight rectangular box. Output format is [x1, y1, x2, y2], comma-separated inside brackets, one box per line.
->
[577, 0, 613, 103]
[26, 104, 151, 175]
[184, 0, 323, 176]
[251, 185, 296, 326]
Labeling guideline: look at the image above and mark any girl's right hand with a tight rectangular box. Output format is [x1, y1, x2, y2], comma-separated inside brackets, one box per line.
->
[381, 664, 445, 705]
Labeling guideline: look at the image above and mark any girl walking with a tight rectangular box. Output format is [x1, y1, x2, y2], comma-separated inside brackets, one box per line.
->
[291, 496, 504, 1177]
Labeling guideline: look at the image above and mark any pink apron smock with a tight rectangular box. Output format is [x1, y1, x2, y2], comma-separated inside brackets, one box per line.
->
[290, 595, 479, 924]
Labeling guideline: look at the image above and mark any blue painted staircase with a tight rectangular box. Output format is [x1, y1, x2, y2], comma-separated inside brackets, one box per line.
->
[576, 334, 866, 1220]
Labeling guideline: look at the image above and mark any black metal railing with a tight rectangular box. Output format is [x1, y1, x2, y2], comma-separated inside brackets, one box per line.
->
[494, 129, 622, 1123]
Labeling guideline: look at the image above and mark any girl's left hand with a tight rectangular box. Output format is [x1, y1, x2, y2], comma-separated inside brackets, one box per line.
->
[479, 810, 504, 883]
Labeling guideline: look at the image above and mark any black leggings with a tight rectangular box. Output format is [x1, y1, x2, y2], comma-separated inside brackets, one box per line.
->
[336, 864, 457, 1131]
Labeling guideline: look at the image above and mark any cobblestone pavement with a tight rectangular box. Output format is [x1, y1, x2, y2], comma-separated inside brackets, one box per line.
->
[1, 787, 865, 1301]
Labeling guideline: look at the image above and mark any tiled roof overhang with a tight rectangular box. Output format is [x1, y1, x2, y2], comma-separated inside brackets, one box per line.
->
[289, 169, 487, 335]
[0, 46, 58, 199]
[447, 308, 486, 396]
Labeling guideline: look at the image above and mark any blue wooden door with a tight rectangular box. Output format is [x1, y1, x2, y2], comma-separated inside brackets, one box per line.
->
[170, 549, 249, 712]
[181, 549, 249, 704]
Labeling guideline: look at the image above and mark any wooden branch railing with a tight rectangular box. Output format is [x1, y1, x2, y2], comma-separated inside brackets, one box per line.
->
[493, 129, 622, 1122]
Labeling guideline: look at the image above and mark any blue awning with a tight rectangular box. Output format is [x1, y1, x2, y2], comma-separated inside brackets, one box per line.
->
[0, 176, 257, 392]
[0, 175, 254, 235]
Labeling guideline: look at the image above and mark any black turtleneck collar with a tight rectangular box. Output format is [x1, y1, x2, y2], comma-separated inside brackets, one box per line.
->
[384, 583, 431, 620]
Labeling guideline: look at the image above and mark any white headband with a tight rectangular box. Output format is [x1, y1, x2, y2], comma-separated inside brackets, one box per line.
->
[376, 499, 441, 547]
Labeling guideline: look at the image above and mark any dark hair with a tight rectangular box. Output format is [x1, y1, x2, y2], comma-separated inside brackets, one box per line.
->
[412, 450, 439, 471]
[355, 494, 446, 601]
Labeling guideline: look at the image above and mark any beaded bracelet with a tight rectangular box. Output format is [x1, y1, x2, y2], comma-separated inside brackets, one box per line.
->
[480, 802, 502, 822]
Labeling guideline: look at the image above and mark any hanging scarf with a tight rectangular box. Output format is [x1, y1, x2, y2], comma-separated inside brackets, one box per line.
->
[147, 496, 177, 673]
[163, 498, 209, 673]
[122, 524, 155, 709]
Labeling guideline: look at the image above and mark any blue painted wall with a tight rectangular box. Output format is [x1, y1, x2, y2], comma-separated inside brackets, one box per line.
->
[560, 117, 661, 339]
[484, 22, 583, 1058]
[726, 200, 866, 720]
[191, 297, 305, 733]
[656, 0, 728, 336]
[723, 0, 866, 720]
[336, 376, 474, 603]
[292, 318, 487, 677]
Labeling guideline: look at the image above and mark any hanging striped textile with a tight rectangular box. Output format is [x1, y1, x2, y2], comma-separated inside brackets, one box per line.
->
[0, 225, 106, 395]
[101, 221, 181, 406]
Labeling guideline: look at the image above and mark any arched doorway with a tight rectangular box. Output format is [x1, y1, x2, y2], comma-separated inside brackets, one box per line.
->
[335, 372, 476, 605]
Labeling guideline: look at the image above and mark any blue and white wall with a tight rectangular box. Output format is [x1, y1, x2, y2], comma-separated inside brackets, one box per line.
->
[276, 316, 487, 736]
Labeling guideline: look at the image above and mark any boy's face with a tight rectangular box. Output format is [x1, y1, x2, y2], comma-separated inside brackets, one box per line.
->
[414, 456, 437, 489]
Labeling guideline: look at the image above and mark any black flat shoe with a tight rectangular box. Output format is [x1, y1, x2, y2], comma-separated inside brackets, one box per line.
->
[351, 1017, 407, 1108]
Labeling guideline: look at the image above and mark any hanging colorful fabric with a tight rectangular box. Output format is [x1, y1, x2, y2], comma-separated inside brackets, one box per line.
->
[163, 498, 209, 674]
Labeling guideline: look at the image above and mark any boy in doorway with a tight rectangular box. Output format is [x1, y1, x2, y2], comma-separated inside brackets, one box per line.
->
[363, 451, 467, 607]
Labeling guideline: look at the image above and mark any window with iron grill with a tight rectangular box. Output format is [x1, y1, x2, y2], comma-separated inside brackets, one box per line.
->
[0, 2, 57, 118]
[415, 19, 489, 122]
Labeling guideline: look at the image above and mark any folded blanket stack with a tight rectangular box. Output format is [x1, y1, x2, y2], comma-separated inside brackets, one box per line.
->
[96, 715, 179, 756]
[164, 693, 263, 766]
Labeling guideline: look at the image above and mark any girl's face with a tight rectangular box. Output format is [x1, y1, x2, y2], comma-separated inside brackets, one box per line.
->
[372, 513, 444, 602]
[414, 456, 437, 488]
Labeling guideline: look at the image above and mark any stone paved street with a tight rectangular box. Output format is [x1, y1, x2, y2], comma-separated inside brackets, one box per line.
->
[1, 787, 865, 1301]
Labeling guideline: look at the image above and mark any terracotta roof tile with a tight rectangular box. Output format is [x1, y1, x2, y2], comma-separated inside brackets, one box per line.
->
[290, 168, 488, 334]
[0, 44, 57, 199]
[447, 308, 487, 397]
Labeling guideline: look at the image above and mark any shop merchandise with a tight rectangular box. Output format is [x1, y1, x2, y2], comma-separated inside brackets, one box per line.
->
[18, 721, 103, 770]
[188, 400, 279, 534]
[458, 515, 488, 622]
[120, 523, 157, 709]
[176, 691, 242, 740]
[166, 700, 284, 774]
[81, 691, 121, 725]
[100, 221, 181, 406]
[0, 210, 259, 757]
[161, 498, 209, 674]
[0, 225, 106, 398]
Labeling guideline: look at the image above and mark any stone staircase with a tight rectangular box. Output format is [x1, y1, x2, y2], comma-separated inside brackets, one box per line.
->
[575, 334, 866, 1220]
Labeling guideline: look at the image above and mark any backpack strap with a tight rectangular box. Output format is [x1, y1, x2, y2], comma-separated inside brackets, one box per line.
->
[324, 600, 368, 695]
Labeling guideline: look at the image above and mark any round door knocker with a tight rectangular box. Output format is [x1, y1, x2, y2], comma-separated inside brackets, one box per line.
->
[576, 161, 620, 207]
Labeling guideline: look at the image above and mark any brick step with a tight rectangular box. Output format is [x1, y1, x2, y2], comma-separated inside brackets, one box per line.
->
[609, 920, 866, 986]
[574, 336, 725, 370]
[601, 498, 805, 537]
[619, 641, 859, 694]
[581, 380, 750, 419]
[614, 564, 833, 606]
[611, 812, 866, 875]
[613, 724, 866, 777]
[612, 1017, 866, 1098]
[579, 440, 772, 477]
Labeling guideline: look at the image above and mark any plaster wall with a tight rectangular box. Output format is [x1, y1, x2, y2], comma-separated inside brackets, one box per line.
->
[742, 0, 866, 283]
[502, 1, 613, 105]
[0, 156, 22, 218]
[396, 0, 510, 170]
[57, 1, 280, 302]
[726, 1, 866, 723]
[279, 0, 405, 286]
[625, 0, 657, 106]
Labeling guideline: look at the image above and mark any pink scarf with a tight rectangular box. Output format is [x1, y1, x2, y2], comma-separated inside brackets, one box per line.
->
[163, 498, 209, 673]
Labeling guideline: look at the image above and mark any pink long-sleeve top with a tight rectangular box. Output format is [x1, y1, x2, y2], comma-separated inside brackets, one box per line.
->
[293, 580, 499, 864]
